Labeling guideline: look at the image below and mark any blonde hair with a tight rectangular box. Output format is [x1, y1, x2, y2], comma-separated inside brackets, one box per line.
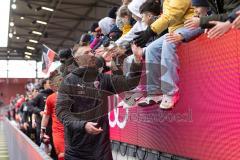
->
[117, 5, 131, 18]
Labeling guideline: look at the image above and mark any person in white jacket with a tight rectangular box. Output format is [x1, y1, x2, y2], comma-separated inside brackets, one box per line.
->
[114, 0, 147, 77]
[115, 0, 147, 45]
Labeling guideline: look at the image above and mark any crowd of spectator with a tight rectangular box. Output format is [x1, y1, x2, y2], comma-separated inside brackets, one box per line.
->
[5, 0, 240, 160]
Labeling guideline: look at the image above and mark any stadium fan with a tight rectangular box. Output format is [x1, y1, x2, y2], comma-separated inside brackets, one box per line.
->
[115, 0, 148, 45]
[118, 0, 202, 107]
[116, 5, 134, 36]
[89, 22, 102, 50]
[162, 0, 209, 44]
[134, 0, 195, 109]
[185, 0, 240, 39]
[116, 0, 133, 31]
[91, 16, 120, 51]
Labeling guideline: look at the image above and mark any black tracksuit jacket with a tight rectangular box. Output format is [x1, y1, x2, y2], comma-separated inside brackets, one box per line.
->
[56, 61, 142, 160]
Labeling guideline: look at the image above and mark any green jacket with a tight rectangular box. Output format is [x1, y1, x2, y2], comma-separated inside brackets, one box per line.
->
[200, 0, 240, 28]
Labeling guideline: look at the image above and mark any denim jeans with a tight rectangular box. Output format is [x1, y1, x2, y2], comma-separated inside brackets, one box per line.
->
[145, 27, 203, 96]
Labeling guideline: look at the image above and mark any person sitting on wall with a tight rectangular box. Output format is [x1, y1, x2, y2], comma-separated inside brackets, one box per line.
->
[133, 0, 195, 109]
[184, 0, 240, 39]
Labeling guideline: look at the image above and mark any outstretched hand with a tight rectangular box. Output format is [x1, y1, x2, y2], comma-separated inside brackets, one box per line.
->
[184, 17, 200, 29]
[207, 21, 232, 39]
[85, 122, 103, 135]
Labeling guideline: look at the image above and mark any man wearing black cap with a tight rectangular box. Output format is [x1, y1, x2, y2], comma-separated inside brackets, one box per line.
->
[185, 0, 240, 38]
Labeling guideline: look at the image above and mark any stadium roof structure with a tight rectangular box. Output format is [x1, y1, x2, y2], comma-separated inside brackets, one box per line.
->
[1, 0, 121, 61]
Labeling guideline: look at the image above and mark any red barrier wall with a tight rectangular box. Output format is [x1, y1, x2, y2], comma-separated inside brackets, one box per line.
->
[110, 30, 240, 160]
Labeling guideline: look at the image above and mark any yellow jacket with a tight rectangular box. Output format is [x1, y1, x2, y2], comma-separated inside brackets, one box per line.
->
[122, 24, 132, 36]
[151, 0, 194, 34]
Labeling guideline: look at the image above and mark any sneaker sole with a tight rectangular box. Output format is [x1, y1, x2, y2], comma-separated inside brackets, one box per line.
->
[159, 97, 180, 110]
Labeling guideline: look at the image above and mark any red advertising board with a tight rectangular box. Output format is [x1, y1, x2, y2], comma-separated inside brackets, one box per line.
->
[109, 30, 240, 160]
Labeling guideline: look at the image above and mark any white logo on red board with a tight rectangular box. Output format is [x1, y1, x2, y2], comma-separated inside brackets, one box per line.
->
[108, 95, 129, 129]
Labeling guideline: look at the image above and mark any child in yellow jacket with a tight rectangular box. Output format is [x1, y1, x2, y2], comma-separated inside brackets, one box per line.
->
[117, 5, 133, 36]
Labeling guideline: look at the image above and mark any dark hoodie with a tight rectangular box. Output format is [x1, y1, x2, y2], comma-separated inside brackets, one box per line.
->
[56, 61, 142, 160]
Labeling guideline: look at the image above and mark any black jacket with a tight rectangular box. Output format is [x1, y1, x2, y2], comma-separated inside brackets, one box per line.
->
[19, 101, 32, 124]
[56, 61, 142, 160]
[228, 5, 240, 22]
[200, 0, 240, 28]
[29, 89, 53, 124]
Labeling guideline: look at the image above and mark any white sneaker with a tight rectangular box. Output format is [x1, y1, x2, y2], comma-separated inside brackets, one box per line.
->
[138, 95, 163, 107]
[160, 94, 179, 109]
[118, 92, 143, 108]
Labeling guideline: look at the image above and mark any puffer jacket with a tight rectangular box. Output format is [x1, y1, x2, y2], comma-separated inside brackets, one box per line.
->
[122, 24, 132, 36]
[56, 61, 142, 160]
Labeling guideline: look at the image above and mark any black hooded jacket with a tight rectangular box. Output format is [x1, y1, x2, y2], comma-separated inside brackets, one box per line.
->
[56, 61, 142, 160]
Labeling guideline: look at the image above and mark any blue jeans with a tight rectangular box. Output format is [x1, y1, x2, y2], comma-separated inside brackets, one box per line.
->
[145, 27, 203, 96]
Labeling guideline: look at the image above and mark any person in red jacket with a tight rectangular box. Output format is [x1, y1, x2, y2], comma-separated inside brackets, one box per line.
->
[41, 69, 64, 160]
